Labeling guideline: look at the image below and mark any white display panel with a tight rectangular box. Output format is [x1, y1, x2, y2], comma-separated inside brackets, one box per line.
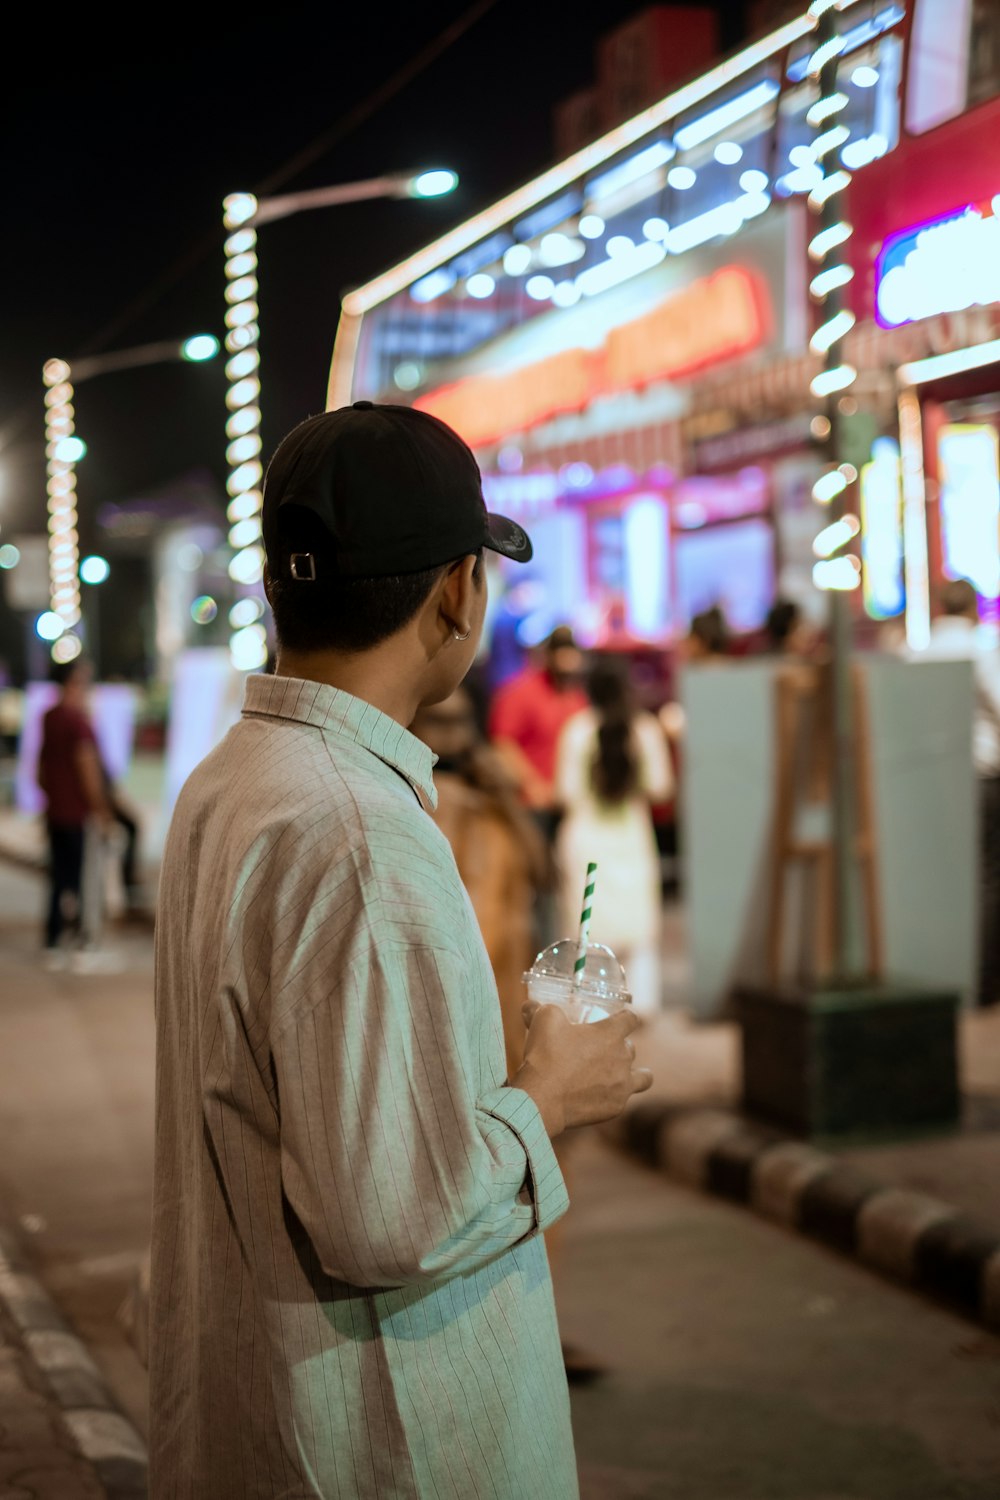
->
[938, 422, 1000, 599]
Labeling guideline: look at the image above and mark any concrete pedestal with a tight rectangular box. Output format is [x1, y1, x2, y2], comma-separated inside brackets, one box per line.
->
[736, 982, 961, 1139]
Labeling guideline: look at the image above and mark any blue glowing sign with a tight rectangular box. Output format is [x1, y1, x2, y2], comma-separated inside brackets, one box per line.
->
[876, 199, 1000, 327]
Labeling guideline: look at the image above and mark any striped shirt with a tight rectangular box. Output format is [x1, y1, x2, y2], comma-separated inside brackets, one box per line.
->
[149, 673, 576, 1499]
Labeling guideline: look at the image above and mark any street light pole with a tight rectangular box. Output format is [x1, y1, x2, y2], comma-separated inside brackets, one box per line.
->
[805, 0, 864, 982]
[40, 335, 219, 661]
[221, 169, 459, 670]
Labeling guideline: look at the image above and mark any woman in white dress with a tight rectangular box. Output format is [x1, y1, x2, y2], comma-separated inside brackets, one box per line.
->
[554, 656, 673, 1017]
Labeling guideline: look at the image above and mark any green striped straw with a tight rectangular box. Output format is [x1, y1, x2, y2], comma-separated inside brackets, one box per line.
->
[574, 862, 598, 986]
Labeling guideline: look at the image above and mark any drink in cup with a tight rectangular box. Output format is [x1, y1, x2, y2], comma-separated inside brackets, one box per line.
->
[523, 938, 631, 1025]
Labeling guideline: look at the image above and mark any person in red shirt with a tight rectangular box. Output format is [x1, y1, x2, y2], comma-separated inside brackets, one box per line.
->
[37, 658, 112, 958]
[489, 625, 588, 811]
[489, 626, 588, 948]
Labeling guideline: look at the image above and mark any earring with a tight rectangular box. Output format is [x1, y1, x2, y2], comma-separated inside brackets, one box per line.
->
[453, 627, 471, 642]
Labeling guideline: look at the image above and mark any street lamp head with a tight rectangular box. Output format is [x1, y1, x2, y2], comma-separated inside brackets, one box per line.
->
[408, 169, 459, 199]
[80, 554, 110, 585]
[181, 334, 221, 363]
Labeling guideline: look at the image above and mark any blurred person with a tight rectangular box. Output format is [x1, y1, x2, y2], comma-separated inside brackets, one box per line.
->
[912, 578, 1000, 1007]
[556, 656, 673, 1017]
[683, 604, 731, 663]
[764, 597, 817, 656]
[490, 624, 589, 947]
[411, 684, 548, 1079]
[36, 657, 113, 965]
[100, 764, 144, 916]
[412, 686, 605, 1384]
[149, 403, 651, 1500]
[659, 606, 732, 744]
[481, 569, 542, 692]
[489, 624, 589, 812]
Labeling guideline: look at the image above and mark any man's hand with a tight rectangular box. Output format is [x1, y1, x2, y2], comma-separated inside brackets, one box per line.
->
[512, 1002, 652, 1138]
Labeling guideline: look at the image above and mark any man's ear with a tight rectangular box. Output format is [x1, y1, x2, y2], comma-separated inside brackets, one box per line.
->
[438, 555, 479, 638]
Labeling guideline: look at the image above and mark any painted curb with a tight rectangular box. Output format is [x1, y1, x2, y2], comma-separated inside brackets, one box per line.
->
[621, 1102, 1000, 1332]
[0, 1226, 147, 1498]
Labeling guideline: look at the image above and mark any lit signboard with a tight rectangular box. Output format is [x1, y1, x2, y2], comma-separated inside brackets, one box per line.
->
[876, 198, 1000, 327]
[938, 424, 1000, 600]
[860, 437, 904, 619]
[416, 265, 766, 448]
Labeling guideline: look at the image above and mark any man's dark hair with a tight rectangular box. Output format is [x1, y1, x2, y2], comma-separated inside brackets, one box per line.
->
[765, 598, 800, 649]
[545, 624, 578, 655]
[940, 578, 978, 618]
[268, 510, 482, 653]
[690, 605, 729, 655]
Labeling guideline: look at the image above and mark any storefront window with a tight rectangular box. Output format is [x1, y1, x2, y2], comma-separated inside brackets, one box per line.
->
[674, 518, 774, 633]
[777, 24, 902, 196]
[938, 423, 1000, 599]
[355, 59, 789, 403]
[906, 0, 1000, 135]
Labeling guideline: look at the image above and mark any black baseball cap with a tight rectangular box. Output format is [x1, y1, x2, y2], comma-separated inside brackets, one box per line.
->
[262, 401, 533, 579]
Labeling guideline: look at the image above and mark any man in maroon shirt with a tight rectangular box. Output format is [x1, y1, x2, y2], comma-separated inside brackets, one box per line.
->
[489, 625, 588, 811]
[37, 659, 112, 957]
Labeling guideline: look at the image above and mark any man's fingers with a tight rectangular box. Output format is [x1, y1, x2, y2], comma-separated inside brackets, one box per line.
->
[521, 1001, 541, 1026]
[609, 1006, 641, 1035]
[630, 1068, 654, 1095]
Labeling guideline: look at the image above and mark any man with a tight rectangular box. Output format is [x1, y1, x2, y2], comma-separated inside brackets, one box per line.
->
[488, 625, 587, 813]
[916, 578, 1000, 1007]
[149, 401, 651, 1499]
[37, 657, 112, 964]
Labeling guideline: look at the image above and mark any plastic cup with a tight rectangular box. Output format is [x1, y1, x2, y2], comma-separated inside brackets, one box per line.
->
[523, 939, 631, 1025]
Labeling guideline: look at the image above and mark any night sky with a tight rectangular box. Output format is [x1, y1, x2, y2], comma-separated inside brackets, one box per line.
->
[1, 2, 749, 671]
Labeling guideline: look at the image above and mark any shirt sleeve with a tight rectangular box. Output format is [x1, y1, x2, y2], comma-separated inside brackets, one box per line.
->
[269, 840, 568, 1290]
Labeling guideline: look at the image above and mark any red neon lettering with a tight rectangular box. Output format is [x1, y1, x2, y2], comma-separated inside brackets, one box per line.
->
[416, 265, 767, 447]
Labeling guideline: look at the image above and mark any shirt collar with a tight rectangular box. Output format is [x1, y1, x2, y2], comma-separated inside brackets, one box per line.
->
[242, 673, 438, 808]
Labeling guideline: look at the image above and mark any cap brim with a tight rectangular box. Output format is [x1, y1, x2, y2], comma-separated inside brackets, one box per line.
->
[485, 512, 533, 564]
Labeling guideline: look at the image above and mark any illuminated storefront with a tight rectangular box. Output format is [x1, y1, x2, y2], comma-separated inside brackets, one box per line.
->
[847, 52, 1000, 644]
[328, 0, 995, 648]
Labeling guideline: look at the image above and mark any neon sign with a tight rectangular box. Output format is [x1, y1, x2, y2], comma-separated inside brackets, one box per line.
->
[876, 199, 1000, 328]
[416, 266, 766, 448]
[860, 437, 904, 619]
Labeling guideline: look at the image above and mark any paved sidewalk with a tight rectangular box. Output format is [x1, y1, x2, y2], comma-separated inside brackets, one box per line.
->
[0, 1224, 146, 1500]
[627, 1006, 1000, 1329]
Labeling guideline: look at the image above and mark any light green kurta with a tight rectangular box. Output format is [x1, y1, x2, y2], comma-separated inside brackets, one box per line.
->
[150, 673, 576, 1499]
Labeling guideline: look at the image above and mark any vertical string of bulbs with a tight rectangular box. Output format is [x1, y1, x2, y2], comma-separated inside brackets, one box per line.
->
[222, 193, 269, 671]
[42, 358, 83, 661]
[806, 0, 860, 594]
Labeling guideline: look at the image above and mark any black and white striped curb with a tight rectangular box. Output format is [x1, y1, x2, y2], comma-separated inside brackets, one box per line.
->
[621, 1103, 1000, 1331]
[0, 1225, 147, 1499]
